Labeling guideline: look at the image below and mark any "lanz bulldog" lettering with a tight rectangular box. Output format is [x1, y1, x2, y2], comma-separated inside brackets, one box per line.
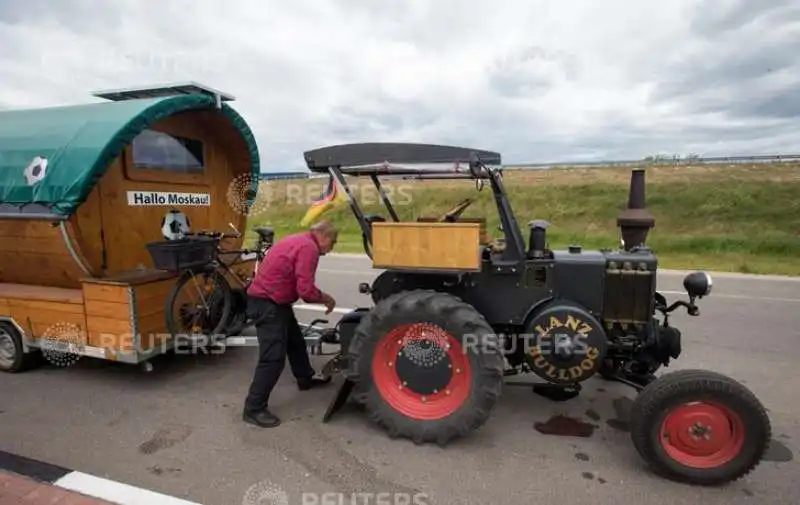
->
[533, 314, 593, 338]
[526, 312, 604, 383]
[529, 346, 601, 382]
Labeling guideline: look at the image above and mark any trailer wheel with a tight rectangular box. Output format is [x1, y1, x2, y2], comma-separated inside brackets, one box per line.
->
[0, 322, 43, 373]
[346, 290, 504, 446]
[629, 369, 771, 485]
[165, 269, 232, 338]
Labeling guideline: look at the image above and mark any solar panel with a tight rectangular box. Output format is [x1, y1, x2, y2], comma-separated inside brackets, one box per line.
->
[91, 82, 235, 105]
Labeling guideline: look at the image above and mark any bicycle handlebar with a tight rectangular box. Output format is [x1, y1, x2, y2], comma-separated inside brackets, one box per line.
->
[185, 230, 241, 239]
[182, 230, 269, 261]
[221, 248, 257, 255]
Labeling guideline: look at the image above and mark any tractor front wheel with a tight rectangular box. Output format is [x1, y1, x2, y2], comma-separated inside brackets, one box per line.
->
[346, 290, 504, 446]
[629, 369, 771, 485]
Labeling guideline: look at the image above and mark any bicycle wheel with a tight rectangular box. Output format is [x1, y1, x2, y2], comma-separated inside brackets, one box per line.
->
[165, 269, 232, 339]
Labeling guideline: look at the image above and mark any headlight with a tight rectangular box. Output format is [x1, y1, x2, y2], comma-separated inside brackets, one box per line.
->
[683, 271, 713, 298]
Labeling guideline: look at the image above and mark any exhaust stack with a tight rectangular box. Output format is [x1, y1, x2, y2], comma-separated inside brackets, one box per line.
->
[617, 169, 655, 251]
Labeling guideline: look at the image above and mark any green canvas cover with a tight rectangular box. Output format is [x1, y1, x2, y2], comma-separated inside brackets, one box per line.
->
[0, 94, 260, 219]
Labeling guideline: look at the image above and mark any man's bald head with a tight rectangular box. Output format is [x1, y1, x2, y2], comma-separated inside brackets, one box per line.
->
[310, 219, 337, 236]
[310, 220, 338, 254]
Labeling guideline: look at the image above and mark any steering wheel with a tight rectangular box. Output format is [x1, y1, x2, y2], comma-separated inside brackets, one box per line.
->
[440, 198, 474, 222]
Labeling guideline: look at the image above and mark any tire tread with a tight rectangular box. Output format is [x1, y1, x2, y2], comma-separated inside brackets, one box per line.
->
[629, 369, 771, 485]
[346, 289, 504, 446]
[165, 269, 232, 337]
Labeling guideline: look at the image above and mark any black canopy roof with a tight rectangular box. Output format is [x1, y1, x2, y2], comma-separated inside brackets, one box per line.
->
[302, 142, 502, 175]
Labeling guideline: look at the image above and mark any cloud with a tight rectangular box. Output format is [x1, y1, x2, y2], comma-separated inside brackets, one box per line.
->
[1, 0, 798, 169]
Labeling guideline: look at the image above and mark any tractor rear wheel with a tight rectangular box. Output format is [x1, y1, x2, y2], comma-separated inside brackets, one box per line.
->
[629, 369, 771, 485]
[346, 290, 504, 446]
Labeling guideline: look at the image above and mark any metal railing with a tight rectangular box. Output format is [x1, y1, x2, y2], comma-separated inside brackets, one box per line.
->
[255, 154, 800, 178]
[506, 154, 800, 170]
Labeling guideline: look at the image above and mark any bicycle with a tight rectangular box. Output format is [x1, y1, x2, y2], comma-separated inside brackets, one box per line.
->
[146, 223, 274, 341]
[213, 225, 275, 336]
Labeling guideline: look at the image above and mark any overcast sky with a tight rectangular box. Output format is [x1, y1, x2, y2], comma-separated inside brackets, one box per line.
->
[0, 0, 797, 170]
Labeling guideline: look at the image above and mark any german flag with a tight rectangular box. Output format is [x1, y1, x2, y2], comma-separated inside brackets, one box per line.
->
[300, 173, 348, 226]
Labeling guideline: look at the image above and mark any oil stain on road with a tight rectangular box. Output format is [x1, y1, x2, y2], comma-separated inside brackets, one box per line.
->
[534, 415, 597, 437]
[138, 424, 194, 455]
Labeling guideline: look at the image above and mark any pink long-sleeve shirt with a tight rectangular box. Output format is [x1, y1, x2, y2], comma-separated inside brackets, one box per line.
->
[247, 231, 324, 305]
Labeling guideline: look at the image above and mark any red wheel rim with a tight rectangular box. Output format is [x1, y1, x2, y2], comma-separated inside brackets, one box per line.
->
[371, 322, 471, 420]
[659, 401, 745, 468]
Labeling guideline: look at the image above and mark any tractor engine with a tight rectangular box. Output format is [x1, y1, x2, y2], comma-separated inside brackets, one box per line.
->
[520, 168, 680, 385]
[520, 245, 682, 385]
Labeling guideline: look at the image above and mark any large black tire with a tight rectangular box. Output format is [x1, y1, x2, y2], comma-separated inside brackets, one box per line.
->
[0, 322, 43, 373]
[165, 269, 232, 338]
[629, 369, 771, 486]
[345, 289, 504, 446]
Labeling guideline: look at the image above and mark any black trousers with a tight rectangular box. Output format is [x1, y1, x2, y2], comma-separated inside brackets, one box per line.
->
[243, 295, 315, 412]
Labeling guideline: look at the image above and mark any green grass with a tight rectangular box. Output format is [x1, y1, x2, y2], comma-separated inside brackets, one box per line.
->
[245, 163, 800, 276]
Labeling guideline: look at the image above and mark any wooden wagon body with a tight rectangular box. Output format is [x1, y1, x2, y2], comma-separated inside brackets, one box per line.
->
[0, 83, 260, 371]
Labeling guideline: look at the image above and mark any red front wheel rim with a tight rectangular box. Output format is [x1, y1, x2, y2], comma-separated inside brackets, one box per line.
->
[659, 401, 746, 468]
[371, 323, 472, 420]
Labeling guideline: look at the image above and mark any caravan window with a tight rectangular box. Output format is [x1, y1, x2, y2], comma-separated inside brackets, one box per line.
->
[131, 129, 205, 173]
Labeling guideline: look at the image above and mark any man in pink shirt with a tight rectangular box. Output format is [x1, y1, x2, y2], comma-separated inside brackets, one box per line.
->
[243, 220, 338, 428]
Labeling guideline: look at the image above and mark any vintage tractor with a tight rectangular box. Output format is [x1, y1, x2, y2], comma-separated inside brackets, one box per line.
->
[304, 142, 771, 486]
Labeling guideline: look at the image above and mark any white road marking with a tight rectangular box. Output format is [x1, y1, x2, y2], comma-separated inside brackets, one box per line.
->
[225, 336, 324, 347]
[315, 270, 800, 303]
[324, 253, 800, 281]
[658, 290, 800, 303]
[318, 268, 377, 275]
[293, 294, 800, 321]
[293, 304, 356, 314]
[293, 304, 353, 313]
[54, 471, 202, 505]
[224, 336, 258, 346]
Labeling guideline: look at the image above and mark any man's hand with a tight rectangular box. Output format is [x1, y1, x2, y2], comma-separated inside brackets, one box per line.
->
[321, 293, 337, 314]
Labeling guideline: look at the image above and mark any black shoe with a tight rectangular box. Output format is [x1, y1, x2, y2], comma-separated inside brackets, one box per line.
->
[297, 376, 332, 391]
[243, 409, 281, 428]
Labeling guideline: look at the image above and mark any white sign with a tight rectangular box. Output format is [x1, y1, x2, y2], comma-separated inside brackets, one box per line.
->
[127, 191, 211, 206]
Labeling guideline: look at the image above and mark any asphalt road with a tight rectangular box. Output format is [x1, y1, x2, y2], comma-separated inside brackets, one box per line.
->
[1, 254, 799, 505]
